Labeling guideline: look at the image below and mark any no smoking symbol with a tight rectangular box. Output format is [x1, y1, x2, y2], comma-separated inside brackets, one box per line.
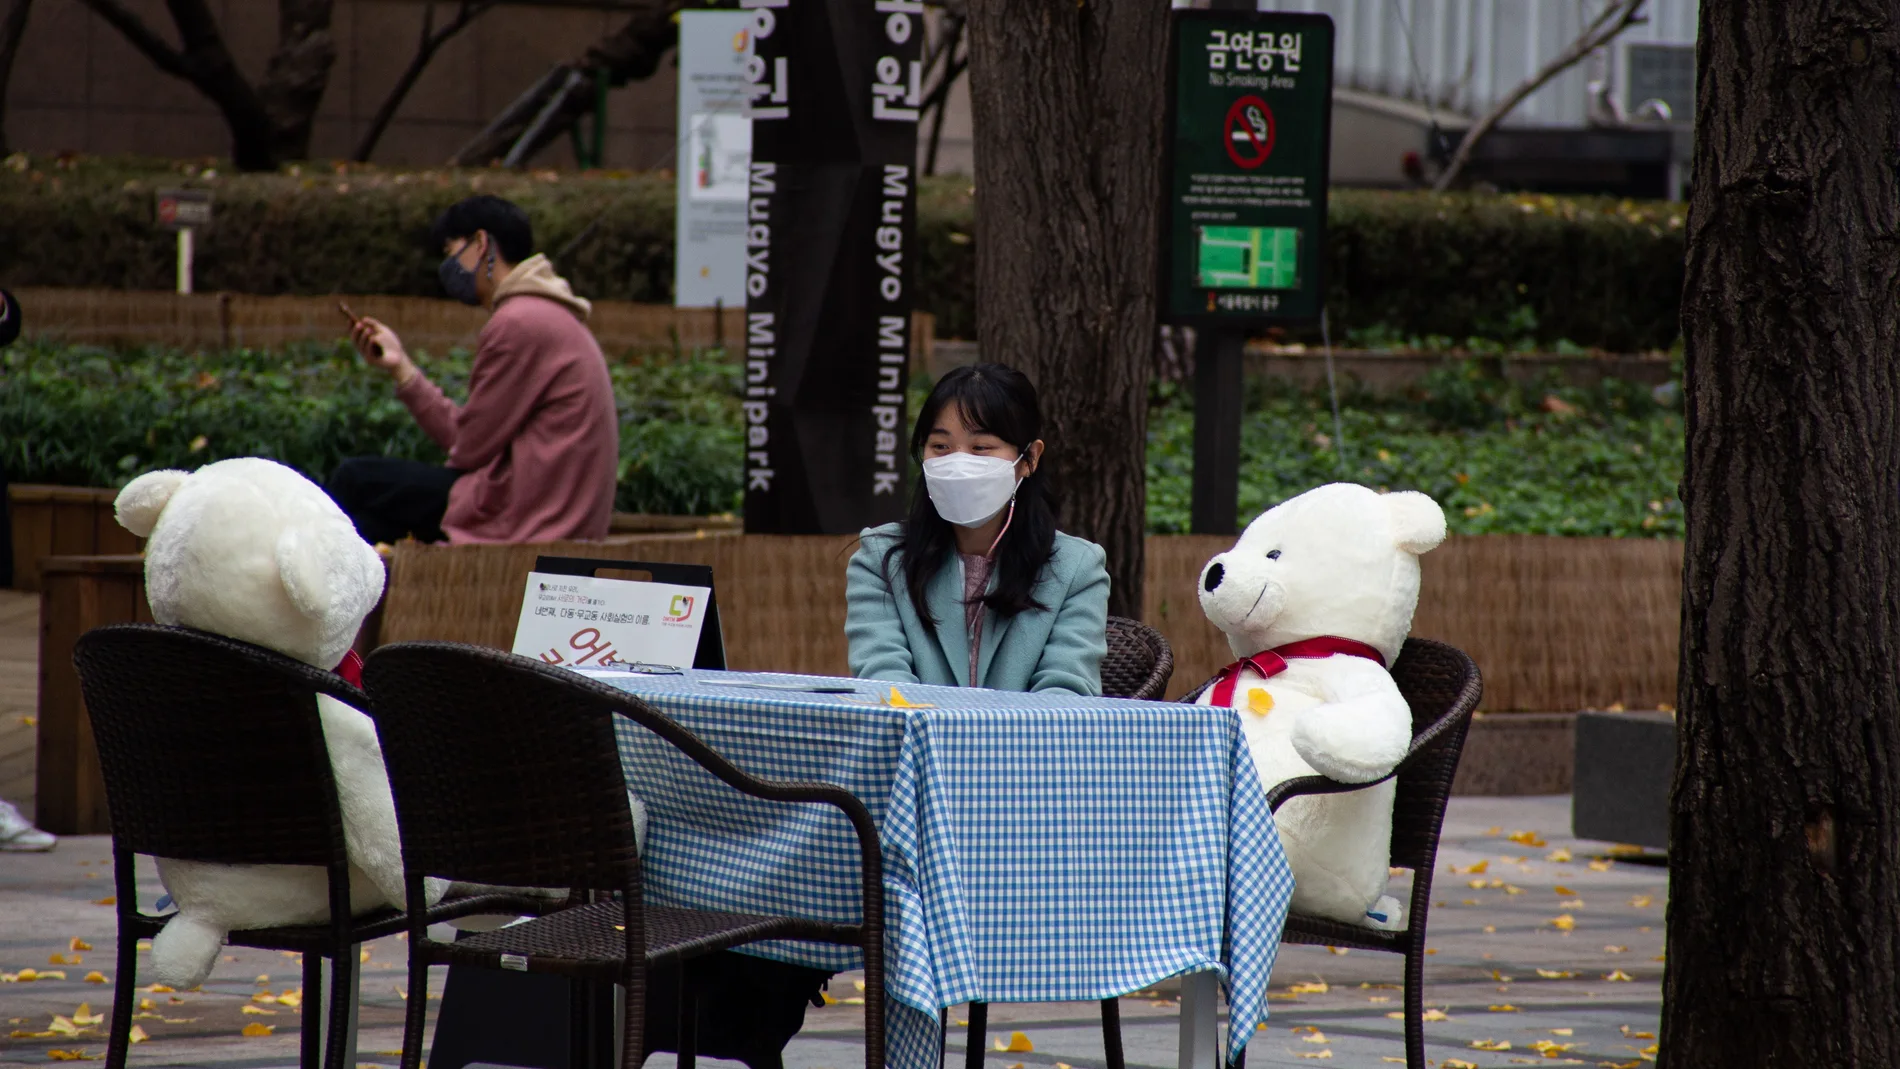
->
[1224, 95, 1276, 169]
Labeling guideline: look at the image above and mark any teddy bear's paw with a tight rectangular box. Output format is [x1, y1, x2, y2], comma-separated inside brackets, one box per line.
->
[149, 913, 227, 989]
[1291, 709, 1409, 784]
[1363, 895, 1406, 931]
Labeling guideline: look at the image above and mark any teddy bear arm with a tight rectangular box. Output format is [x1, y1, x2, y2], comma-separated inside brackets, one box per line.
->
[1290, 689, 1413, 784]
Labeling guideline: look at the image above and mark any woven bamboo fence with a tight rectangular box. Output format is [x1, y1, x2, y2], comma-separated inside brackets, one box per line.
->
[380, 532, 1683, 711]
[16, 288, 934, 363]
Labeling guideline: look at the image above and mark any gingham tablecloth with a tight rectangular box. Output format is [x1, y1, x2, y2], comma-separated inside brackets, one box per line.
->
[597, 669, 1294, 1069]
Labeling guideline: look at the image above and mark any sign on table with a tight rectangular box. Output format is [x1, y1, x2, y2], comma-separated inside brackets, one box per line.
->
[1161, 10, 1334, 324]
[513, 571, 710, 671]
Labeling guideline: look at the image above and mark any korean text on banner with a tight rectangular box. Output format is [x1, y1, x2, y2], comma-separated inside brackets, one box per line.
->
[513, 572, 711, 672]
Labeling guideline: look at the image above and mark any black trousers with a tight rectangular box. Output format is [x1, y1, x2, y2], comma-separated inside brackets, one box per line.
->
[326, 457, 462, 545]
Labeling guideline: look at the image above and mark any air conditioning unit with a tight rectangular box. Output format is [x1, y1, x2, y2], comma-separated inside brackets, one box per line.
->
[1619, 41, 1695, 125]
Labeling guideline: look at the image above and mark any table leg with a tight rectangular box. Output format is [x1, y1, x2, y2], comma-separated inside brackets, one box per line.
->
[1177, 970, 1219, 1069]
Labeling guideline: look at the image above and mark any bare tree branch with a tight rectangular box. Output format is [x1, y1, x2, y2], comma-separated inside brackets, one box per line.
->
[72, 0, 195, 80]
[1432, 0, 1647, 192]
[353, 0, 499, 161]
[0, 0, 35, 154]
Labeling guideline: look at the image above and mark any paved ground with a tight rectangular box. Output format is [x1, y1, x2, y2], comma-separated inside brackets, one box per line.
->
[1, 795, 1666, 1069]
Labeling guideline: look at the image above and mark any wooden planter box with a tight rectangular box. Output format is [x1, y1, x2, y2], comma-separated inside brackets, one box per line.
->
[9, 485, 142, 593]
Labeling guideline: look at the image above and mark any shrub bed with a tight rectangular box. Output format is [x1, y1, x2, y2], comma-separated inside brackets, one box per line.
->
[4, 340, 1683, 536]
[0, 154, 1682, 350]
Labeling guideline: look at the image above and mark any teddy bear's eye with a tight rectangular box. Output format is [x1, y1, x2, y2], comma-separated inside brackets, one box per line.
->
[1266, 549, 1281, 560]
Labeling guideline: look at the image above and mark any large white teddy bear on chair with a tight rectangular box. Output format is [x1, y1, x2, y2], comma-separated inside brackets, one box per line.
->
[114, 456, 443, 988]
[1196, 482, 1446, 930]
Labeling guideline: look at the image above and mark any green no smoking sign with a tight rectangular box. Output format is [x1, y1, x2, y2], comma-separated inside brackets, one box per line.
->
[1162, 10, 1333, 324]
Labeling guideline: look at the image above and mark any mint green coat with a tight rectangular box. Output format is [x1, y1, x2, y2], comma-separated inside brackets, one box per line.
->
[845, 522, 1111, 695]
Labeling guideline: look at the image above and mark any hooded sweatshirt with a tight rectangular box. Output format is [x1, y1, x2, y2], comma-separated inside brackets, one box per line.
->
[396, 254, 618, 543]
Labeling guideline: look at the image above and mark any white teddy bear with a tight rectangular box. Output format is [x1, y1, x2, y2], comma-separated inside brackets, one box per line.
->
[115, 457, 442, 989]
[1195, 482, 1447, 930]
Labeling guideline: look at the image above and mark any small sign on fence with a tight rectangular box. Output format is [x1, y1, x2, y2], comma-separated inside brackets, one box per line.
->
[155, 190, 212, 230]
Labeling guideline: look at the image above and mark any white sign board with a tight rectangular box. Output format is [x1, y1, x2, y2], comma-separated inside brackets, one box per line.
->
[513, 572, 710, 672]
[674, 9, 754, 309]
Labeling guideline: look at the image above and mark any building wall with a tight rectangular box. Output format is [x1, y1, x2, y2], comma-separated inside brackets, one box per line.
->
[6, 0, 679, 169]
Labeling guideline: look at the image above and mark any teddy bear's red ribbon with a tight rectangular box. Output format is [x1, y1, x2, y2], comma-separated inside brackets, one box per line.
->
[334, 649, 365, 688]
[1208, 636, 1387, 707]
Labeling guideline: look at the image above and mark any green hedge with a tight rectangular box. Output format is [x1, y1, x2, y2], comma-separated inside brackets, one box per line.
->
[3, 338, 1684, 536]
[0, 155, 1683, 350]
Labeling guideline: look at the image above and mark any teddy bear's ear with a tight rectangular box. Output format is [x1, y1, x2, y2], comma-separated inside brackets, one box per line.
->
[275, 523, 386, 622]
[114, 470, 190, 538]
[1386, 490, 1447, 555]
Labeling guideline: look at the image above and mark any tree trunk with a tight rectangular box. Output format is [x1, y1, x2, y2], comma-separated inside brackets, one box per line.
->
[963, 0, 1167, 620]
[0, 0, 33, 155]
[256, 0, 337, 163]
[1665, 3, 1900, 1065]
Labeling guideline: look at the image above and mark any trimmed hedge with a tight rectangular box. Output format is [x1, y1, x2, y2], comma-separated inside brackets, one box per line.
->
[0, 154, 1683, 350]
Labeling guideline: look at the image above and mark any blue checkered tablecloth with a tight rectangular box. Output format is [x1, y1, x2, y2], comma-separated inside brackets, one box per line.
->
[597, 669, 1294, 1069]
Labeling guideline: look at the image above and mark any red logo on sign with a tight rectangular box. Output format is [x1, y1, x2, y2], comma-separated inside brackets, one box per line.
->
[157, 199, 178, 226]
[1223, 96, 1276, 169]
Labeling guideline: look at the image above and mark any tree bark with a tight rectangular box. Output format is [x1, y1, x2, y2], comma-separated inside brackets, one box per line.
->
[353, 0, 498, 162]
[963, 0, 1166, 620]
[74, 0, 335, 170]
[0, 0, 33, 155]
[1665, 2, 1900, 1065]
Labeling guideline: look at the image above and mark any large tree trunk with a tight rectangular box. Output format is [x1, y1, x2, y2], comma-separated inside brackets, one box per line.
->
[0, 0, 33, 155]
[963, 0, 1167, 619]
[256, 0, 336, 162]
[1665, 3, 1900, 1065]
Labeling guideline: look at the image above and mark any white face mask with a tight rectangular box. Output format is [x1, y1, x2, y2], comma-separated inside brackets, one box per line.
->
[922, 452, 1023, 527]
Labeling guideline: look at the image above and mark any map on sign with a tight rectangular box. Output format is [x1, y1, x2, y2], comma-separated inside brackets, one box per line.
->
[1196, 226, 1300, 289]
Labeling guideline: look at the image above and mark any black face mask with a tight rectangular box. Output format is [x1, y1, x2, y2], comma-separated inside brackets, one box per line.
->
[438, 241, 486, 306]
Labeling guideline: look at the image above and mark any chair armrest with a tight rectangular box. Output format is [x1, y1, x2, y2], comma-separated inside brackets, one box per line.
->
[1264, 770, 1399, 812]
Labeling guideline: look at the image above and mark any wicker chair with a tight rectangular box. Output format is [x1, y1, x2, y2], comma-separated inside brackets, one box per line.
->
[70, 624, 545, 1069]
[360, 642, 886, 1069]
[1180, 637, 1483, 1069]
[1102, 616, 1175, 702]
[959, 616, 1175, 1069]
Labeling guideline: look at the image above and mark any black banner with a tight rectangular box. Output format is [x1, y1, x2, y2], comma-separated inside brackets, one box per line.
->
[741, 0, 921, 534]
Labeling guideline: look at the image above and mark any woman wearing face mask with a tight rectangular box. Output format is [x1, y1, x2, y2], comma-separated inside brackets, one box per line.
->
[846, 364, 1110, 695]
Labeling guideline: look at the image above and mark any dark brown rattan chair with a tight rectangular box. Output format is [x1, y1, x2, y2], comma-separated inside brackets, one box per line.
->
[961, 616, 1175, 1069]
[1177, 637, 1482, 1069]
[1102, 616, 1175, 702]
[360, 641, 886, 1069]
[71, 624, 545, 1069]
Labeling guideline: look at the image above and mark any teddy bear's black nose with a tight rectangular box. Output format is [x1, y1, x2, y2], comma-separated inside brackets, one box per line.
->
[1203, 563, 1225, 593]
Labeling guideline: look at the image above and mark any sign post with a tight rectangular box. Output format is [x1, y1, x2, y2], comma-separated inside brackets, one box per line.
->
[1161, 8, 1334, 535]
[155, 190, 212, 295]
[674, 9, 755, 312]
[740, 0, 921, 534]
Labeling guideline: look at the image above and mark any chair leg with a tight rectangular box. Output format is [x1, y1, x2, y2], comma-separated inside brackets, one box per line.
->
[1404, 944, 1426, 1069]
[620, 972, 646, 1069]
[1099, 999, 1124, 1069]
[324, 949, 356, 1069]
[676, 962, 698, 1069]
[398, 948, 429, 1069]
[302, 952, 324, 1069]
[964, 1002, 987, 1069]
[103, 924, 140, 1069]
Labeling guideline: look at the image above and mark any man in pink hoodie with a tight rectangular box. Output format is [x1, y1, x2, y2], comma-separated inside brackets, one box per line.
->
[331, 196, 619, 544]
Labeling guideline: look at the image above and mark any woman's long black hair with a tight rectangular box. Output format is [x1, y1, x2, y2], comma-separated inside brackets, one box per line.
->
[886, 363, 1058, 634]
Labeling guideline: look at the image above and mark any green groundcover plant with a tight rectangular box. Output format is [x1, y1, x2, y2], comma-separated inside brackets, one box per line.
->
[1, 342, 1683, 536]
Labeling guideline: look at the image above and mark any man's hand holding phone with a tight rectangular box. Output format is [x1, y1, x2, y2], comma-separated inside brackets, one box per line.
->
[338, 302, 418, 387]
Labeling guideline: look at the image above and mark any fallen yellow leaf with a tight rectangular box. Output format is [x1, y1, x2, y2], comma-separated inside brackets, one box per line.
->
[1452, 860, 1489, 875]
[1247, 688, 1274, 716]
[144, 984, 174, 994]
[68, 939, 92, 953]
[1288, 981, 1328, 994]
[10, 1029, 58, 1039]
[1484, 826, 1502, 836]
[82, 972, 107, 984]
[241, 1005, 277, 1016]
[91, 898, 115, 907]
[1629, 895, 1653, 908]
[1550, 1028, 1573, 1036]
[129, 1026, 148, 1044]
[1546, 848, 1573, 863]
[820, 991, 837, 1005]
[1005, 1032, 1034, 1053]
[46, 1050, 102, 1062]
[1588, 859, 1615, 872]
[1421, 1008, 1450, 1021]
[1550, 913, 1577, 931]
[1443, 1060, 1477, 1069]
[1608, 844, 1647, 857]
[1471, 1039, 1512, 1051]
[1605, 945, 1629, 953]
[275, 990, 302, 1007]
[1537, 969, 1577, 979]
[1293, 1052, 1331, 1060]
[71, 1005, 101, 1027]
[359, 949, 371, 963]
[1488, 1004, 1519, 1012]
[1619, 1026, 1656, 1040]
[854, 979, 866, 992]
[1507, 830, 1547, 847]
[49, 1016, 78, 1035]
[1483, 925, 1497, 933]
[1325, 945, 1349, 955]
[1554, 886, 1577, 896]
[49, 954, 80, 966]
[1530, 1039, 1574, 1055]
[1504, 884, 1524, 895]
[1492, 970, 1512, 982]
[241, 1022, 274, 1037]
[137, 999, 155, 1012]
[1606, 969, 1635, 982]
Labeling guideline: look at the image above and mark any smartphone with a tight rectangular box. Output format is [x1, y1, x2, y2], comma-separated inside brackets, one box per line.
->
[337, 301, 383, 358]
